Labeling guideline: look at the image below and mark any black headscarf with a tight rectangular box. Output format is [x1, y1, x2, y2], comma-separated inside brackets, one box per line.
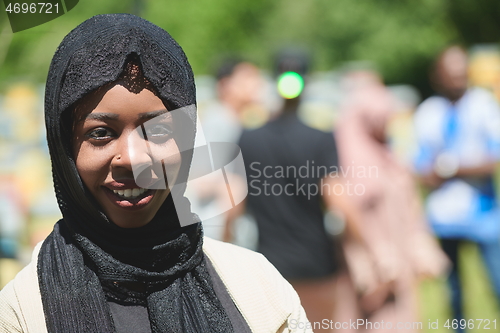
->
[38, 14, 233, 333]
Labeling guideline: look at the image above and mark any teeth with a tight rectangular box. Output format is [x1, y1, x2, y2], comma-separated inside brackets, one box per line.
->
[112, 188, 147, 199]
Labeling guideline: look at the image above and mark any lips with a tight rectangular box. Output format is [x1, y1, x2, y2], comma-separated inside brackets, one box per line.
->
[112, 187, 148, 199]
[102, 185, 155, 210]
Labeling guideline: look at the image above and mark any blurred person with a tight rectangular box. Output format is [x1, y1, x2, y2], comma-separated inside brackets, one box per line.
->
[201, 58, 263, 145]
[0, 182, 23, 261]
[414, 45, 500, 331]
[0, 14, 311, 332]
[226, 49, 341, 332]
[334, 69, 448, 333]
[190, 59, 262, 243]
[0, 180, 24, 288]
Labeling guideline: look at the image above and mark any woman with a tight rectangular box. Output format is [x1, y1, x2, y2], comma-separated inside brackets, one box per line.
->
[0, 14, 309, 332]
[334, 70, 448, 332]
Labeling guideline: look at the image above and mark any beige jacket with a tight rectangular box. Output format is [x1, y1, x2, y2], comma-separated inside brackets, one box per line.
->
[0, 237, 312, 333]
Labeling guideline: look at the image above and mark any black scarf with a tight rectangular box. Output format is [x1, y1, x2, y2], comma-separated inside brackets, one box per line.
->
[38, 14, 233, 333]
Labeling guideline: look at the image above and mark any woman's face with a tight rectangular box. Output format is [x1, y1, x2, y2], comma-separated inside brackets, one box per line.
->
[73, 82, 181, 228]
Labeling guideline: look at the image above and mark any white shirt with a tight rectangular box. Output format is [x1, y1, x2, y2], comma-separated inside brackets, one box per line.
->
[413, 88, 500, 230]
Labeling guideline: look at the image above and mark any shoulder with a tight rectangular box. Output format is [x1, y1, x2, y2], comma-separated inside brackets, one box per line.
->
[0, 279, 23, 332]
[238, 126, 272, 155]
[0, 242, 47, 333]
[465, 87, 497, 103]
[203, 237, 281, 284]
[239, 124, 269, 141]
[203, 237, 311, 333]
[415, 95, 447, 118]
[414, 96, 448, 135]
[294, 118, 335, 149]
[463, 88, 500, 116]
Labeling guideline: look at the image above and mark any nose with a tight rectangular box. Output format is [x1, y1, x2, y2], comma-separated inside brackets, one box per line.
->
[112, 127, 172, 189]
[112, 128, 153, 175]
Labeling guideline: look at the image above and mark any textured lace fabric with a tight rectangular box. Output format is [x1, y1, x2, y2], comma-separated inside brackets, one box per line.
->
[105, 257, 252, 333]
[38, 14, 234, 333]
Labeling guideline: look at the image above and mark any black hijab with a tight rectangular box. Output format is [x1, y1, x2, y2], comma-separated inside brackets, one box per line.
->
[38, 14, 233, 332]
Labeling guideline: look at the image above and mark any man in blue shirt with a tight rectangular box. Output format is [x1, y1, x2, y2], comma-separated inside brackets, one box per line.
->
[414, 46, 500, 330]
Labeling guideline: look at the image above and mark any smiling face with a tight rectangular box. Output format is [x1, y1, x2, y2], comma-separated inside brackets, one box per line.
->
[72, 80, 181, 228]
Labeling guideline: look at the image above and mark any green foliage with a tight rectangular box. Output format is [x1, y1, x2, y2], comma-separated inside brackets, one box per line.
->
[144, 0, 273, 74]
[1, 0, 499, 95]
[0, 0, 137, 85]
[450, 0, 500, 44]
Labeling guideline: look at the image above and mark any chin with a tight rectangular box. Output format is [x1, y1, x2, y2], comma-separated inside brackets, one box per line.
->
[108, 212, 154, 228]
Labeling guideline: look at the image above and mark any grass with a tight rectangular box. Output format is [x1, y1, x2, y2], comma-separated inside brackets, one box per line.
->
[419, 242, 500, 333]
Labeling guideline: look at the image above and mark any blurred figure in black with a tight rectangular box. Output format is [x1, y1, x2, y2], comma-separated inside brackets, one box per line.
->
[225, 49, 340, 332]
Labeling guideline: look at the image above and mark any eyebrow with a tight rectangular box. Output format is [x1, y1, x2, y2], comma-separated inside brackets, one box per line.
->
[80, 109, 169, 122]
[138, 109, 169, 120]
[83, 113, 120, 121]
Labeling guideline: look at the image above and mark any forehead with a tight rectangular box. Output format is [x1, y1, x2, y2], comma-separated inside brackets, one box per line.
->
[437, 48, 468, 74]
[232, 63, 259, 78]
[73, 82, 166, 123]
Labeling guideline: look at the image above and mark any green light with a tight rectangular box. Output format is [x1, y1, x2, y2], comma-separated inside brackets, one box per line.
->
[277, 72, 304, 99]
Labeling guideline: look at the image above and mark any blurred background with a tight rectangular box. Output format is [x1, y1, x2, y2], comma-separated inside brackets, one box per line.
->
[1, 0, 500, 332]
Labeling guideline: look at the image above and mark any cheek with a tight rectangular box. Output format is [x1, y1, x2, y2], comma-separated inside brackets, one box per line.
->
[74, 144, 110, 188]
[149, 141, 182, 184]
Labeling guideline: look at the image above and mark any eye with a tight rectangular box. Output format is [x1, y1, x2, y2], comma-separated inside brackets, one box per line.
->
[145, 124, 172, 140]
[86, 127, 115, 140]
